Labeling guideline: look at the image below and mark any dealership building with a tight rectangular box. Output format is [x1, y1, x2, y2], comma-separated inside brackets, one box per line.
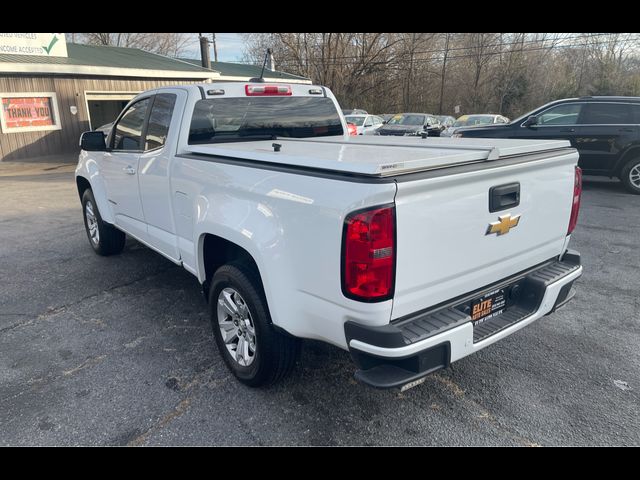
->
[0, 33, 310, 161]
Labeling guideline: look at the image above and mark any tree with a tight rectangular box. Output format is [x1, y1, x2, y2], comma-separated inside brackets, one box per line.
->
[242, 32, 640, 118]
[73, 33, 195, 57]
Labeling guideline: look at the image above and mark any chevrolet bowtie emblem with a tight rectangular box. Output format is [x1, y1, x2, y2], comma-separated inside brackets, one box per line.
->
[486, 214, 521, 236]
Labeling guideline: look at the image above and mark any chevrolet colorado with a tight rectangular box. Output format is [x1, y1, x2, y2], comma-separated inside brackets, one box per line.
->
[75, 82, 583, 390]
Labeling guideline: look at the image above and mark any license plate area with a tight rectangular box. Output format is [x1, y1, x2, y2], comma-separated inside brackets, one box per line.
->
[470, 288, 506, 325]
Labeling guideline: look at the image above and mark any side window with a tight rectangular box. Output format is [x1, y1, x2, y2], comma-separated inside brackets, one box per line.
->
[112, 98, 151, 150]
[537, 104, 583, 126]
[581, 102, 634, 125]
[364, 116, 373, 127]
[374, 116, 383, 125]
[145, 93, 177, 151]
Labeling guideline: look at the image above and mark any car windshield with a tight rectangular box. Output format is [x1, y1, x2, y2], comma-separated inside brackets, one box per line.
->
[188, 97, 344, 144]
[387, 114, 425, 126]
[345, 116, 365, 126]
[453, 115, 495, 127]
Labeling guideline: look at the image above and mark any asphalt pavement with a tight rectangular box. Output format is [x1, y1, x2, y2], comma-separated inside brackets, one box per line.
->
[0, 162, 638, 446]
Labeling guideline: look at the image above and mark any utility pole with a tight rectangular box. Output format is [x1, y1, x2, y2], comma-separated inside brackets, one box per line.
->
[212, 33, 218, 63]
[266, 48, 274, 71]
[438, 33, 450, 115]
[199, 33, 211, 69]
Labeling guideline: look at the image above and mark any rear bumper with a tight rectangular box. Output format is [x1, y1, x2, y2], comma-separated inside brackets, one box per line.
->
[345, 250, 582, 389]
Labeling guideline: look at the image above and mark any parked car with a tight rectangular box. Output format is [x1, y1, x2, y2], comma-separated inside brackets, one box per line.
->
[453, 96, 640, 194]
[75, 82, 582, 389]
[437, 115, 456, 130]
[376, 113, 442, 137]
[441, 114, 510, 137]
[344, 114, 385, 135]
[342, 108, 368, 115]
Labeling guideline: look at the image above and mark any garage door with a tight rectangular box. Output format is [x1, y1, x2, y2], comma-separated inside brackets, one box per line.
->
[85, 91, 138, 130]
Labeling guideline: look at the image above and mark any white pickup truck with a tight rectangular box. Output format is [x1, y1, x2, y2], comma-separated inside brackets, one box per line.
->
[75, 82, 583, 390]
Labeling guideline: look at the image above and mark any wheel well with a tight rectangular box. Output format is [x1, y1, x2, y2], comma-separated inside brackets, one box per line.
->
[202, 234, 264, 295]
[76, 176, 91, 200]
[616, 147, 640, 176]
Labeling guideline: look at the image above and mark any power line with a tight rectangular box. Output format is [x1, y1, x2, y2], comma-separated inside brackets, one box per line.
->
[267, 36, 640, 69]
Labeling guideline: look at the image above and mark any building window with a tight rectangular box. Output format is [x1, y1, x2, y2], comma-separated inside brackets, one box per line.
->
[0, 92, 62, 133]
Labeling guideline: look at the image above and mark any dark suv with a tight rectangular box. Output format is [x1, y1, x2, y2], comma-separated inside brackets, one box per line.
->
[454, 96, 640, 194]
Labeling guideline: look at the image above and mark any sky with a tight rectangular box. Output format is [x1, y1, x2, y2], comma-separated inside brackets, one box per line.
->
[183, 33, 247, 62]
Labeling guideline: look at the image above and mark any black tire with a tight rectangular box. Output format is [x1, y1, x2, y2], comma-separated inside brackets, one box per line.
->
[620, 157, 640, 195]
[81, 189, 126, 256]
[209, 263, 300, 387]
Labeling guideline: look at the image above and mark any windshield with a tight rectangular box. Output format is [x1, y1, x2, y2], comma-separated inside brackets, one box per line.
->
[188, 97, 344, 144]
[387, 114, 425, 126]
[453, 115, 495, 127]
[345, 115, 365, 126]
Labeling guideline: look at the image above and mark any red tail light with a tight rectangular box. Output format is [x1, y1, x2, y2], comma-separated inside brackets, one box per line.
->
[347, 123, 357, 136]
[568, 166, 582, 235]
[342, 205, 395, 301]
[245, 84, 292, 96]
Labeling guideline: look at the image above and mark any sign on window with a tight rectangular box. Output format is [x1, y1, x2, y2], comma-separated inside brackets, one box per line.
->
[0, 93, 61, 133]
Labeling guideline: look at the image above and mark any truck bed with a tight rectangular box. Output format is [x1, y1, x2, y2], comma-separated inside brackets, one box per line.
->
[185, 137, 571, 178]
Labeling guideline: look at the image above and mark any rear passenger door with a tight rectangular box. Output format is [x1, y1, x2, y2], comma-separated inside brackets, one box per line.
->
[575, 102, 638, 174]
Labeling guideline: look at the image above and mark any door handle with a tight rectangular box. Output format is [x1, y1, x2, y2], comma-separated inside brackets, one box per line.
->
[123, 165, 136, 175]
[489, 182, 520, 212]
[559, 128, 576, 133]
[619, 128, 635, 132]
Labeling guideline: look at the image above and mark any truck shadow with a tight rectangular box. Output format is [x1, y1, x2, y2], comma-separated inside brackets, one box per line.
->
[581, 176, 629, 195]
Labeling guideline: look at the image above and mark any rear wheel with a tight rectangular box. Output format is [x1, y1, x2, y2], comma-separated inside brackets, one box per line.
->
[209, 263, 300, 387]
[621, 157, 640, 195]
[81, 189, 126, 255]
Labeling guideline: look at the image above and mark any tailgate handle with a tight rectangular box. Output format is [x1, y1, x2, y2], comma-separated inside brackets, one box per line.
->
[489, 182, 520, 212]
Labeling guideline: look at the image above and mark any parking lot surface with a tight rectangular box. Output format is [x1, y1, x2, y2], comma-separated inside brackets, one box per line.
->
[1, 162, 638, 446]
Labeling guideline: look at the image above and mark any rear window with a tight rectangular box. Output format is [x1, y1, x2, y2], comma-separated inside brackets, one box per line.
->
[345, 115, 365, 126]
[454, 115, 495, 127]
[188, 97, 343, 144]
[581, 102, 635, 124]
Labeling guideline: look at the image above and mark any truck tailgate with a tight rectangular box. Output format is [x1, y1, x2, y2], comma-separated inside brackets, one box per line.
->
[391, 148, 578, 320]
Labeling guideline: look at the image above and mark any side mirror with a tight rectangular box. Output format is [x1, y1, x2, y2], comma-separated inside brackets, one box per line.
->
[382, 120, 388, 124]
[523, 115, 538, 127]
[80, 131, 107, 151]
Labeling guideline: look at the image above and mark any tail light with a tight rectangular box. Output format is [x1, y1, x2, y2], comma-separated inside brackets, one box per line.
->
[567, 166, 582, 235]
[245, 84, 292, 96]
[347, 123, 357, 136]
[342, 205, 395, 301]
